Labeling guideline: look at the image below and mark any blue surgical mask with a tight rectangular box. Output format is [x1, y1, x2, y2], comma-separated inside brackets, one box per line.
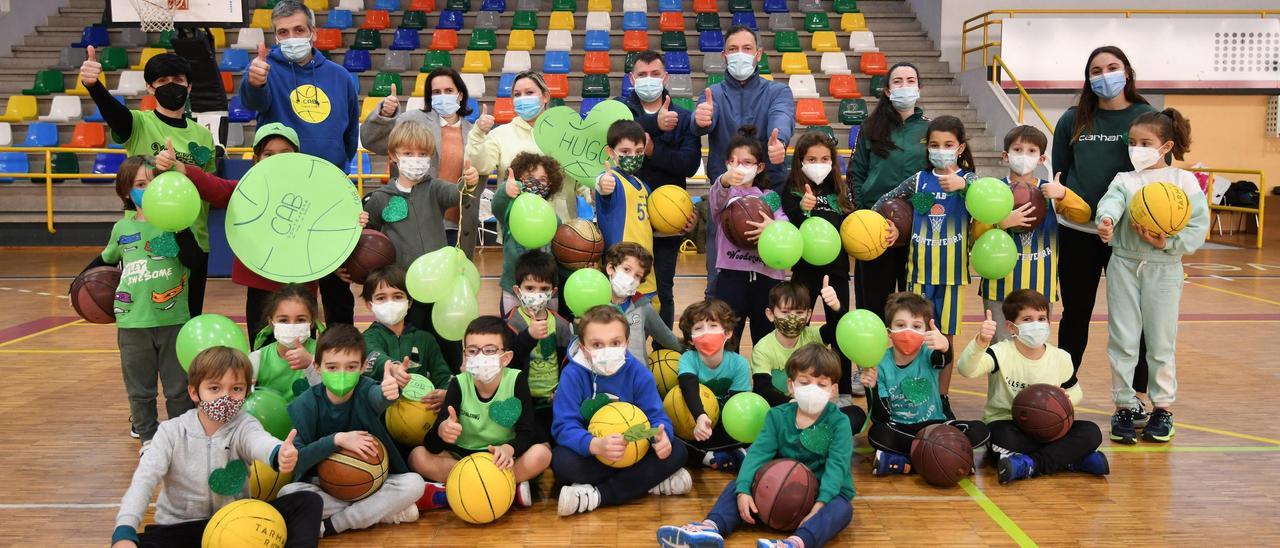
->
[726, 52, 756, 81]
[130, 188, 146, 209]
[1089, 70, 1126, 100]
[431, 94, 460, 117]
[889, 86, 919, 111]
[513, 96, 543, 121]
[928, 148, 958, 169]
[279, 37, 312, 63]
[633, 76, 664, 103]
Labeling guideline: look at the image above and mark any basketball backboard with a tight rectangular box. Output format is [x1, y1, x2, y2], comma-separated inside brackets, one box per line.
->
[107, 0, 250, 28]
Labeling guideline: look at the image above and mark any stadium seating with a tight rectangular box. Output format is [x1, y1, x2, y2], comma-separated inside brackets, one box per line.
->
[39, 96, 83, 123]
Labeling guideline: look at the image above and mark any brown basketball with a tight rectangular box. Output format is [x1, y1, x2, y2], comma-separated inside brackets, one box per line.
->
[1012, 383, 1075, 442]
[1009, 180, 1048, 233]
[911, 424, 974, 488]
[340, 229, 397, 285]
[551, 218, 604, 270]
[317, 437, 389, 502]
[722, 195, 773, 250]
[876, 198, 914, 248]
[69, 265, 122, 324]
[752, 458, 818, 531]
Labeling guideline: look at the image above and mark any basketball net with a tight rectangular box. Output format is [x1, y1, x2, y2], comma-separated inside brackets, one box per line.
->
[1019, 232, 1034, 249]
[929, 214, 945, 234]
[130, 0, 176, 32]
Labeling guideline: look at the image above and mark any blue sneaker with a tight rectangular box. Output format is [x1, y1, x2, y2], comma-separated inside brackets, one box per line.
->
[708, 448, 746, 471]
[657, 522, 724, 548]
[1064, 451, 1110, 476]
[757, 539, 800, 548]
[872, 449, 912, 475]
[997, 452, 1036, 484]
[1142, 408, 1175, 443]
[1110, 408, 1138, 445]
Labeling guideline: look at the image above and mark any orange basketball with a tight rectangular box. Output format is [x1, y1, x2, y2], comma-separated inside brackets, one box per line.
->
[551, 218, 604, 270]
[340, 229, 397, 285]
[69, 265, 121, 324]
[722, 195, 772, 249]
[317, 437, 389, 501]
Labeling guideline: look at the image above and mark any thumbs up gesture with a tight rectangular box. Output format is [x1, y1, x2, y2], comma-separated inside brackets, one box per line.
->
[657, 96, 677, 132]
[475, 103, 495, 134]
[598, 158, 618, 195]
[978, 310, 997, 347]
[154, 138, 185, 175]
[79, 45, 102, 88]
[1041, 172, 1067, 200]
[529, 316, 550, 340]
[695, 89, 714, 128]
[1097, 217, 1115, 243]
[819, 274, 841, 312]
[381, 358, 402, 401]
[440, 406, 463, 444]
[462, 158, 479, 190]
[504, 168, 521, 198]
[924, 319, 949, 352]
[767, 128, 786, 165]
[248, 43, 270, 88]
[277, 429, 299, 474]
[380, 83, 400, 118]
[800, 183, 818, 212]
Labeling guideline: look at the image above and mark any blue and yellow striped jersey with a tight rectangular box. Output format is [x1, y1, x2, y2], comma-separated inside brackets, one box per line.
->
[595, 169, 656, 294]
[908, 169, 971, 286]
[978, 178, 1059, 302]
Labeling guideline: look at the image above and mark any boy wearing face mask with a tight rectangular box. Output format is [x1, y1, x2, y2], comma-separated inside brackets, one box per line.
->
[553, 306, 688, 516]
[674, 299, 753, 471]
[410, 316, 552, 509]
[657, 344, 854, 548]
[603, 243, 683, 361]
[957, 290, 1109, 484]
[974, 126, 1092, 343]
[111, 347, 320, 548]
[864, 292, 989, 476]
[281, 325, 427, 534]
[505, 251, 575, 440]
[598, 120, 677, 300]
[360, 266, 451, 410]
[494, 152, 567, 316]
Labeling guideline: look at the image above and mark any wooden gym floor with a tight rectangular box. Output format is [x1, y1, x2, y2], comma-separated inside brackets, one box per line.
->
[1, 222, 1278, 547]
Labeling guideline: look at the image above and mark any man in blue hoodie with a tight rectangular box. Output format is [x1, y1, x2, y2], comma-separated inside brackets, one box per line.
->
[240, 0, 359, 324]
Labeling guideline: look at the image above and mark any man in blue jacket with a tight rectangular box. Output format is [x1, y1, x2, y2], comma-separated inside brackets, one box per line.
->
[240, 0, 359, 324]
[613, 50, 701, 327]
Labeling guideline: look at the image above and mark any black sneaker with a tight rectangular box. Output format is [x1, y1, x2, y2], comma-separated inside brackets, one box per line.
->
[1142, 408, 1175, 443]
[1132, 399, 1151, 429]
[1110, 408, 1137, 444]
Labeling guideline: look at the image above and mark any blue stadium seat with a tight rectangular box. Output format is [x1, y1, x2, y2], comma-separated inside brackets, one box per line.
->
[343, 49, 372, 72]
[543, 51, 571, 73]
[620, 74, 633, 97]
[0, 152, 27, 183]
[576, 195, 594, 221]
[20, 122, 58, 147]
[663, 51, 691, 74]
[731, 12, 758, 31]
[85, 95, 124, 122]
[481, 0, 506, 11]
[72, 25, 109, 48]
[228, 96, 255, 123]
[373, 0, 402, 10]
[219, 49, 250, 72]
[324, 9, 354, 29]
[579, 97, 604, 117]
[584, 30, 610, 51]
[658, 0, 681, 11]
[347, 151, 372, 175]
[847, 124, 860, 148]
[622, 12, 647, 31]
[391, 28, 420, 50]
[91, 153, 124, 183]
[464, 97, 481, 123]
[699, 30, 724, 52]
[437, 10, 464, 30]
[763, 0, 788, 12]
[497, 72, 515, 97]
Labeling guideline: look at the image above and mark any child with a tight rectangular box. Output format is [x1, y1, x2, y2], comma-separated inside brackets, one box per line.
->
[864, 292, 989, 475]
[278, 325, 426, 535]
[674, 299, 752, 471]
[494, 152, 566, 316]
[410, 316, 552, 509]
[111, 346, 321, 547]
[874, 115, 980, 395]
[505, 250, 575, 440]
[552, 305, 688, 516]
[360, 264, 451, 410]
[104, 155, 199, 451]
[250, 284, 321, 402]
[1095, 108, 1208, 444]
[975, 125, 1092, 342]
[604, 242, 682, 361]
[657, 344, 854, 548]
[709, 125, 790, 350]
[596, 119, 656, 298]
[957, 289, 1109, 483]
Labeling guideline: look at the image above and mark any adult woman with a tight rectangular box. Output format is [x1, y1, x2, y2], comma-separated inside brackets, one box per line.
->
[1051, 46, 1154, 405]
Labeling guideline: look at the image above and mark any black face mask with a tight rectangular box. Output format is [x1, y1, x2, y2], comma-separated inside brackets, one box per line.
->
[153, 82, 189, 111]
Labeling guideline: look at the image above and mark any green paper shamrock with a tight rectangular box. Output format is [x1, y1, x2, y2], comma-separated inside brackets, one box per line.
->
[208, 458, 249, 497]
[770, 369, 790, 395]
[799, 423, 833, 455]
[291, 378, 310, 397]
[187, 142, 213, 167]
[824, 193, 842, 213]
[579, 393, 613, 421]
[489, 397, 523, 428]
[760, 191, 782, 214]
[910, 191, 936, 215]
[899, 376, 932, 406]
[402, 373, 433, 401]
[147, 232, 179, 258]
[383, 195, 409, 223]
[705, 378, 733, 399]
[622, 423, 659, 443]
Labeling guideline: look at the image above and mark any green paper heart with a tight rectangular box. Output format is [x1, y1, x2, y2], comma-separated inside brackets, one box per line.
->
[532, 102, 634, 188]
[579, 392, 613, 422]
[910, 190, 936, 215]
[899, 376, 933, 406]
[824, 193, 842, 213]
[383, 195, 409, 223]
[799, 423, 833, 455]
[187, 142, 213, 167]
[705, 378, 734, 400]
[402, 373, 433, 401]
[770, 369, 790, 396]
[622, 423, 659, 443]
[489, 397, 522, 428]
[291, 377, 310, 397]
[760, 191, 781, 214]
[147, 232, 179, 258]
[208, 458, 249, 497]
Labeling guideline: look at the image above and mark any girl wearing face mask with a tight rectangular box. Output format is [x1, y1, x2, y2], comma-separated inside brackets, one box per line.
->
[359, 265, 452, 412]
[673, 300, 752, 471]
[1093, 109, 1206, 445]
[249, 284, 322, 403]
[493, 153, 567, 316]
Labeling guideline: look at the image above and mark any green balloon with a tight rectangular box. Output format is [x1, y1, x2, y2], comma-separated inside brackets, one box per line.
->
[176, 313, 250, 371]
[758, 221, 804, 270]
[965, 177, 1015, 225]
[722, 392, 771, 443]
[243, 387, 292, 439]
[459, 253, 480, 294]
[563, 268, 612, 316]
[971, 228, 1019, 280]
[508, 193, 558, 249]
[405, 247, 462, 303]
[141, 170, 201, 232]
[431, 277, 479, 341]
[836, 309, 889, 368]
[532, 101, 634, 188]
[799, 217, 841, 266]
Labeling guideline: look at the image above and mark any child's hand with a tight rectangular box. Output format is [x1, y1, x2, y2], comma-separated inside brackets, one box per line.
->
[800, 501, 825, 526]
[528, 317, 550, 340]
[977, 310, 997, 347]
[358, 210, 370, 228]
[80, 46, 102, 88]
[423, 388, 445, 410]
[1097, 217, 1115, 243]
[1134, 223, 1167, 249]
[504, 168, 521, 198]
[681, 210, 698, 234]
[736, 493, 758, 524]
[488, 444, 515, 469]
[1041, 173, 1067, 200]
[800, 184, 818, 212]
[284, 345, 313, 371]
[381, 361, 401, 401]
[859, 367, 877, 387]
[154, 139, 185, 175]
[924, 320, 949, 353]
[335, 431, 379, 460]
[939, 170, 967, 192]
[767, 128, 786, 165]
[744, 210, 774, 242]
[589, 433, 627, 462]
[277, 429, 298, 474]
[334, 267, 353, 284]
[694, 414, 713, 441]
[653, 424, 672, 459]
[999, 202, 1035, 230]
[440, 406, 463, 444]
[721, 167, 746, 188]
[462, 159, 479, 190]
[393, 356, 413, 386]
[598, 159, 618, 196]
[819, 275, 841, 312]
[884, 220, 899, 247]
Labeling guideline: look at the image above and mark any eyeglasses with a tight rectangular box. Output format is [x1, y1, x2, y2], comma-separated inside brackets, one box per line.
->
[728, 160, 758, 168]
[463, 345, 504, 357]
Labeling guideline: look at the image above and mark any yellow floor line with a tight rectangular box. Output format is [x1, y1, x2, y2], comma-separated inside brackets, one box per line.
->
[0, 319, 82, 348]
[957, 478, 1037, 547]
[1186, 281, 1280, 307]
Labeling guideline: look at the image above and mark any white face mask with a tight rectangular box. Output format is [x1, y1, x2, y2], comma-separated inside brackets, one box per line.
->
[273, 322, 310, 347]
[726, 52, 756, 81]
[465, 354, 502, 383]
[370, 299, 409, 326]
[517, 290, 553, 315]
[1014, 321, 1050, 348]
[1007, 154, 1040, 176]
[397, 156, 431, 181]
[801, 162, 832, 185]
[728, 164, 757, 185]
[888, 86, 920, 111]
[279, 37, 312, 62]
[928, 148, 958, 170]
[588, 346, 628, 376]
[1128, 146, 1161, 172]
[609, 270, 640, 298]
[793, 383, 832, 414]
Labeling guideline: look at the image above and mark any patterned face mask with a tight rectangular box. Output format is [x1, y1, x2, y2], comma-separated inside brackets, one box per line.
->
[199, 394, 244, 423]
[517, 290, 553, 315]
[614, 154, 645, 174]
[773, 313, 809, 338]
[521, 176, 552, 198]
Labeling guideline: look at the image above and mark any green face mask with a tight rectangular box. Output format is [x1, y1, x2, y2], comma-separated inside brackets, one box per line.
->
[615, 154, 644, 174]
[321, 371, 360, 397]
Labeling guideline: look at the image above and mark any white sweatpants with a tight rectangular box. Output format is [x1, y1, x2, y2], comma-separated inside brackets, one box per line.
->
[279, 472, 425, 533]
[1105, 254, 1181, 407]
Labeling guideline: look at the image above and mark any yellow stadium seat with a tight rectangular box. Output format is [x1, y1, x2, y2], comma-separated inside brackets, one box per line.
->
[304, 0, 330, 11]
[242, 152, 254, 160]
[780, 52, 810, 75]
[0, 95, 37, 122]
[251, 9, 273, 30]
[360, 96, 382, 121]
[760, 73, 774, 81]
[131, 48, 167, 70]
[412, 72, 429, 97]
[461, 50, 492, 73]
[841, 13, 868, 32]
[587, 0, 612, 11]
[209, 28, 227, 49]
[68, 74, 105, 97]
[811, 31, 840, 52]
[548, 11, 575, 31]
[507, 29, 535, 51]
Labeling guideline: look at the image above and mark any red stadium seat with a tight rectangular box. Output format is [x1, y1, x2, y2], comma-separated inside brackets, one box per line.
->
[544, 73, 569, 98]
[860, 52, 888, 76]
[795, 98, 828, 125]
[583, 51, 610, 74]
[430, 29, 458, 51]
[361, 10, 390, 31]
[623, 30, 648, 52]
[659, 12, 683, 32]
[828, 74, 861, 99]
[220, 71, 234, 93]
[314, 28, 342, 51]
[70, 122, 106, 148]
[409, 0, 435, 10]
[693, 0, 717, 12]
[493, 97, 515, 124]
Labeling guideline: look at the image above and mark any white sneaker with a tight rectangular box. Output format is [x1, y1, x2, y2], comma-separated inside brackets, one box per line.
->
[836, 394, 855, 408]
[648, 468, 692, 496]
[380, 503, 419, 524]
[138, 440, 152, 457]
[849, 370, 866, 396]
[515, 480, 533, 508]
[557, 484, 600, 516]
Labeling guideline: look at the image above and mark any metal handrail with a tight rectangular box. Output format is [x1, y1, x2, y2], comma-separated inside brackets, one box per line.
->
[990, 56, 1054, 132]
[1199, 167, 1266, 249]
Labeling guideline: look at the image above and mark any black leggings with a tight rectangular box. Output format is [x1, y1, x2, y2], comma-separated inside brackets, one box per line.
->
[552, 440, 688, 507]
[132, 491, 322, 548]
[652, 235, 682, 328]
[713, 269, 781, 352]
[988, 419, 1102, 475]
[186, 251, 208, 317]
[853, 244, 908, 321]
[1057, 229, 1148, 393]
[867, 419, 990, 456]
[791, 259, 854, 393]
[318, 272, 355, 325]
[679, 422, 747, 466]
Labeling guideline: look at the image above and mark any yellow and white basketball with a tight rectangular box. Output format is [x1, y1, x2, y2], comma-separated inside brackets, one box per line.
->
[588, 402, 651, 468]
[201, 499, 286, 548]
[385, 399, 438, 447]
[1129, 182, 1192, 236]
[646, 348, 681, 397]
[663, 383, 720, 441]
[248, 459, 292, 502]
[649, 185, 695, 235]
[840, 209, 890, 261]
[446, 452, 517, 524]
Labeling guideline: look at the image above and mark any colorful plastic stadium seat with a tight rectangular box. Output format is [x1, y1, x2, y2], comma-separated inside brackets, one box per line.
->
[72, 25, 109, 47]
[622, 12, 647, 31]
[622, 0, 644, 10]
[841, 13, 868, 32]
[325, 9, 354, 28]
[22, 71, 64, 96]
[552, 0, 576, 11]
[839, 98, 869, 125]
[663, 51, 691, 74]
[343, 49, 372, 72]
[112, 70, 147, 97]
[48, 151, 78, 181]
[437, 10, 464, 29]
[430, 29, 458, 50]
[667, 73, 693, 97]
[780, 52, 810, 75]
[137, 94, 156, 112]
[661, 31, 687, 51]
[352, 29, 381, 50]
[373, 0, 401, 9]
[502, 50, 531, 72]
[411, 72, 430, 96]
[70, 122, 106, 148]
[671, 97, 694, 111]
[811, 31, 840, 52]
[68, 74, 103, 97]
[492, 96, 515, 124]
[543, 51, 571, 73]
[850, 31, 878, 53]
[699, 30, 724, 52]
[620, 74, 634, 96]
[798, 0, 823, 13]
[860, 52, 888, 75]
[313, 28, 342, 50]
[409, 0, 435, 9]
[391, 28, 420, 50]
[762, 0, 787, 12]
[548, 11, 574, 30]
[401, 10, 428, 29]
[834, 0, 858, 13]
[585, 30, 610, 51]
[39, 96, 83, 122]
[52, 47, 88, 72]
[469, 29, 497, 50]
[705, 72, 724, 87]
[696, 12, 720, 31]
[804, 13, 830, 32]
[227, 96, 254, 123]
[587, 0, 611, 11]
[98, 47, 129, 72]
[585, 12, 610, 31]
[362, 10, 391, 30]
[360, 96, 382, 121]
[693, 0, 716, 12]
[659, 12, 683, 32]
[19, 122, 57, 147]
[623, 30, 648, 52]
[757, 53, 771, 74]
[703, 54, 725, 74]
[85, 153, 123, 183]
[208, 27, 228, 49]
[545, 30, 573, 51]
[461, 51, 492, 73]
[774, 31, 801, 53]
[347, 151, 373, 177]
[152, 30, 173, 49]
[727, 0, 751, 11]
[460, 73, 486, 98]
[581, 74, 610, 98]
[583, 51, 611, 74]
[0, 151, 25, 183]
[624, 51, 639, 72]
[658, 0, 680, 11]
[579, 97, 603, 117]
[544, 73, 569, 98]
[869, 74, 886, 98]
[131, 47, 166, 70]
[788, 74, 818, 98]
[497, 30, 530, 51]
[820, 52, 850, 75]
[219, 49, 250, 72]
[117, 28, 148, 49]
[481, 0, 506, 10]
[421, 50, 451, 70]
[768, 12, 794, 31]
[0, 95, 37, 122]
[512, 10, 538, 30]
[829, 74, 860, 98]
[794, 99, 827, 126]
[496, 72, 515, 97]
[304, 0, 330, 10]
[83, 94, 121, 122]
[730, 12, 757, 31]
[445, 0, 471, 10]
[370, 72, 403, 97]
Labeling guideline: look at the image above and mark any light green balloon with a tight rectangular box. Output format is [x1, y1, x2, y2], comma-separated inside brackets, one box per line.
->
[971, 228, 1019, 280]
[722, 392, 771, 443]
[799, 216, 841, 266]
[563, 268, 612, 316]
[176, 314, 249, 371]
[508, 193, 558, 249]
[141, 170, 201, 232]
[532, 101, 634, 188]
[405, 247, 462, 303]
[431, 277, 478, 341]
[243, 387, 292, 439]
[459, 252, 480, 294]
[836, 309, 889, 369]
[758, 221, 804, 270]
[965, 177, 1015, 225]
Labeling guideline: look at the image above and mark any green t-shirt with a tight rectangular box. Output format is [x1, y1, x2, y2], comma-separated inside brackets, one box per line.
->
[874, 348, 945, 423]
[101, 217, 191, 328]
[677, 350, 752, 402]
[749, 326, 826, 395]
[517, 308, 561, 400]
[361, 322, 452, 390]
[736, 403, 855, 504]
[254, 339, 318, 402]
[454, 368, 520, 451]
[117, 110, 216, 250]
[1051, 103, 1157, 215]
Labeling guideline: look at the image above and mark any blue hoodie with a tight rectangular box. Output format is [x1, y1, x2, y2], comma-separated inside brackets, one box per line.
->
[552, 341, 674, 457]
[694, 71, 795, 192]
[238, 46, 360, 169]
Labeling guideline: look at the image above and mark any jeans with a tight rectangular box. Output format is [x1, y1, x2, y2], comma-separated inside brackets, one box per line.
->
[706, 480, 852, 547]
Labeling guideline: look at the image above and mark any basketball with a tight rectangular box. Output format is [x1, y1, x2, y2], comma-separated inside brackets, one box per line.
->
[1012, 384, 1075, 442]
[1129, 182, 1192, 236]
[317, 437, 389, 502]
[840, 209, 889, 261]
[649, 185, 695, 235]
[551, 218, 604, 270]
[646, 348, 681, 397]
[752, 459, 819, 531]
[248, 459, 292, 502]
[69, 265, 121, 324]
[911, 424, 974, 488]
[385, 399, 438, 447]
[721, 195, 772, 249]
[1009, 180, 1049, 233]
[588, 401, 651, 468]
[446, 452, 517, 524]
[663, 383, 720, 440]
[341, 229, 397, 285]
[201, 499, 286, 548]
[876, 197, 913, 248]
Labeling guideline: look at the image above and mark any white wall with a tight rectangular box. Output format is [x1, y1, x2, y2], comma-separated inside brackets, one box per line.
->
[0, 0, 69, 57]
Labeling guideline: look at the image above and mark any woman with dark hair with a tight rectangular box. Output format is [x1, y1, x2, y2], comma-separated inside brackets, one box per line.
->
[1051, 45, 1155, 414]
[846, 62, 929, 323]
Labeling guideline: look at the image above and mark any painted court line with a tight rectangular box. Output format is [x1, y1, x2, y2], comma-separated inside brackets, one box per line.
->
[1187, 281, 1280, 307]
[1101, 445, 1280, 453]
[0, 497, 971, 510]
[958, 479, 1037, 548]
[0, 317, 82, 347]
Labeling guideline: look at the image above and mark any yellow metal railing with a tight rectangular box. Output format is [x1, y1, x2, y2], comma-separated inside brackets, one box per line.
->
[1199, 168, 1265, 249]
[989, 56, 1054, 131]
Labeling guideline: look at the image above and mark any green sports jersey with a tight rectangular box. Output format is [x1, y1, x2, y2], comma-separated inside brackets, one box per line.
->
[454, 368, 520, 451]
[254, 339, 318, 402]
[116, 110, 216, 250]
[750, 326, 826, 395]
[101, 217, 190, 328]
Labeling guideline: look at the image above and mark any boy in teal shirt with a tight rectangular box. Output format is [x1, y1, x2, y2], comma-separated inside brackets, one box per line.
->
[675, 299, 752, 471]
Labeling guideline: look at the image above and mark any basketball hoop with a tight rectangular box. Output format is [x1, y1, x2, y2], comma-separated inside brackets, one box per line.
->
[130, 0, 176, 32]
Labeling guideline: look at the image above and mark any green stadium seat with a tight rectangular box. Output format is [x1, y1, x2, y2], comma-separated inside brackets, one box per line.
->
[804, 13, 831, 32]
[51, 152, 79, 181]
[757, 53, 771, 74]
[870, 75, 886, 98]
[661, 31, 687, 51]
[624, 51, 639, 73]
[706, 73, 724, 87]
[671, 97, 695, 111]
[401, 10, 428, 29]
[98, 47, 129, 72]
[445, 0, 471, 10]
[773, 31, 801, 53]
[153, 30, 173, 49]
[352, 29, 381, 50]
[22, 70, 64, 96]
[834, 0, 858, 13]
[581, 74, 611, 98]
[839, 99, 869, 125]
[370, 72, 403, 98]
[551, 0, 576, 11]
[695, 13, 720, 31]
[512, 11, 538, 30]
[421, 50, 452, 71]
[727, 0, 752, 11]
[469, 29, 497, 51]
